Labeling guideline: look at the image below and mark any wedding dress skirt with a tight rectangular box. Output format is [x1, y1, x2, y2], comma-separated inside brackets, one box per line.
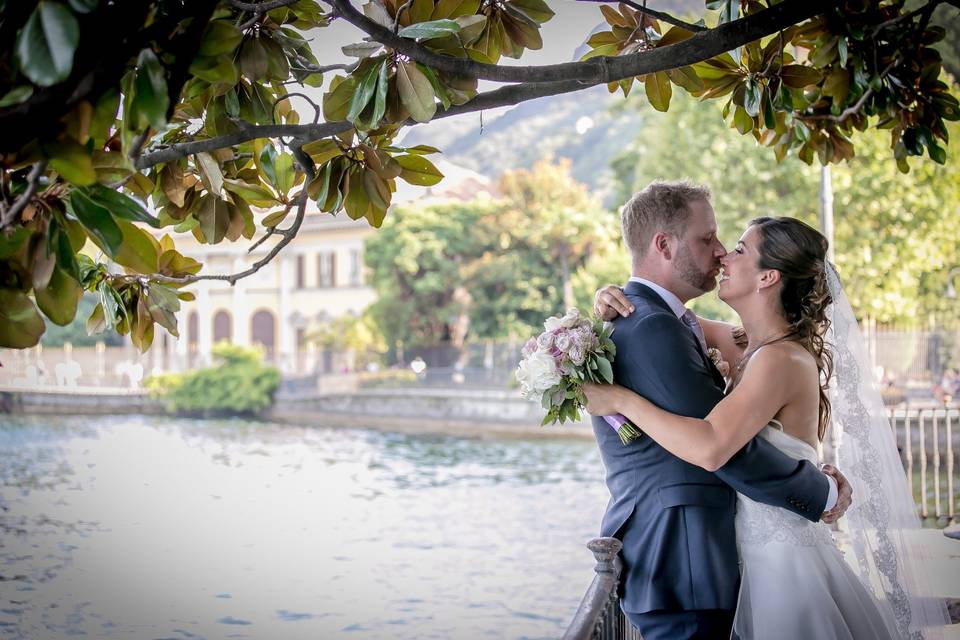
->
[733, 423, 902, 640]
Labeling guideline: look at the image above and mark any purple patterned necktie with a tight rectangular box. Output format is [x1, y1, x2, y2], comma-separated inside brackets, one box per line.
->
[681, 309, 708, 354]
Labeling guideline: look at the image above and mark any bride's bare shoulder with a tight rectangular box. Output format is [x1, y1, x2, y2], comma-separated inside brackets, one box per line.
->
[752, 341, 817, 372]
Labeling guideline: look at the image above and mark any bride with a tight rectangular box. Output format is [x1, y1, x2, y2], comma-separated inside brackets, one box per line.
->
[586, 216, 949, 639]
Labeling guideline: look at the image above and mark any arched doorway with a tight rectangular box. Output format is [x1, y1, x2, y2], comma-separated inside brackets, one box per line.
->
[251, 310, 276, 359]
[213, 310, 232, 343]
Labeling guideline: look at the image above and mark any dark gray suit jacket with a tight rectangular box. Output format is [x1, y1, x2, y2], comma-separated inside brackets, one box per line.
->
[591, 281, 829, 614]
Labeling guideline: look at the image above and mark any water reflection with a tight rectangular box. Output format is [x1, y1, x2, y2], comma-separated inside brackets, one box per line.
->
[0, 415, 607, 639]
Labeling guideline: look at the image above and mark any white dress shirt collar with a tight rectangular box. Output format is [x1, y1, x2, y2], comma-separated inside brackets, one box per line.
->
[628, 277, 687, 319]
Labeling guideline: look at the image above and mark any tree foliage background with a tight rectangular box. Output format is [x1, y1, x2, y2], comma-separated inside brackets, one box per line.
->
[612, 90, 960, 324]
[1, 0, 958, 351]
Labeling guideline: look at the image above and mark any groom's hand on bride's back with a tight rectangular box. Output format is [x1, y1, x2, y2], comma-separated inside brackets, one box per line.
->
[594, 284, 634, 320]
[820, 464, 853, 524]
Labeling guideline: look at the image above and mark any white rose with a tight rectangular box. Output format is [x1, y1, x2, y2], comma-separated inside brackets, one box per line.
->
[560, 308, 582, 329]
[544, 315, 563, 332]
[516, 350, 561, 396]
[555, 332, 573, 352]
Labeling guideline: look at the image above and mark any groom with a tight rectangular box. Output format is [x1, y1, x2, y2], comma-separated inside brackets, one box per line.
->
[590, 180, 851, 640]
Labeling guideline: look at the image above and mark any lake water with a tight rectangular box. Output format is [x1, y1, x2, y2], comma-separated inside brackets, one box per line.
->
[0, 415, 608, 640]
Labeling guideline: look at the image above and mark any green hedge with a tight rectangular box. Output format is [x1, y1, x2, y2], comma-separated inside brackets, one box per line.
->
[147, 343, 279, 416]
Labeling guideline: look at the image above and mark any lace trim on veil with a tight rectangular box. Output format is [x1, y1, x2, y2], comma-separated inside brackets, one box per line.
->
[825, 263, 950, 639]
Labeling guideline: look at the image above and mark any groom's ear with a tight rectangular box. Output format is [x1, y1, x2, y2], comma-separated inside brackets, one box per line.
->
[652, 231, 673, 259]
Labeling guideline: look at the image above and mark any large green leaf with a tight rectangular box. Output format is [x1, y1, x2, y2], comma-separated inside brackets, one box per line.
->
[196, 152, 224, 196]
[132, 48, 169, 130]
[35, 266, 82, 326]
[301, 139, 343, 166]
[347, 62, 381, 123]
[16, 2, 80, 87]
[395, 154, 443, 185]
[396, 61, 436, 123]
[343, 167, 369, 220]
[432, 0, 479, 20]
[363, 168, 391, 210]
[398, 19, 460, 40]
[0, 86, 34, 108]
[509, 0, 553, 23]
[91, 150, 134, 184]
[223, 178, 278, 207]
[370, 61, 389, 128]
[0, 227, 32, 260]
[81, 184, 160, 227]
[68, 0, 98, 12]
[198, 20, 242, 57]
[645, 71, 672, 112]
[198, 196, 230, 244]
[113, 219, 160, 273]
[272, 153, 296, 196]
[238, 38, 269, 81]
[0, 289, 45, 348]
[780, 65, 822, 89]
[46, 138, 97, 185]
[323, 76, 358, 122]
[743, 77, 761, 117]
[69, 189, 123, 256]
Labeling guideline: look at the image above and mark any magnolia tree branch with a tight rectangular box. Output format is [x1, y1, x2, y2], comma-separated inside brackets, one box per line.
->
[574, 0, 707, 32]
[800, 57, 904, 123]
[0, 161, 47, 230]
[869, 0, 946, 35]
[226, 0, 300, 11]
[329, 0, 830, 83]
[137, 122, 351, 170]
[136, 78, 607, 170]
[137, 0, 836, 170]
[135, 188, 309, 286]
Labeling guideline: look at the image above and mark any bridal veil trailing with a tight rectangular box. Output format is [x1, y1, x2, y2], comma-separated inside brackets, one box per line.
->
[825, 263, 951, 639]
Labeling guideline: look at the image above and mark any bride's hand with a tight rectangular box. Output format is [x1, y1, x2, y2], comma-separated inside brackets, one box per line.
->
[582, 382, 627, 416]
[593, 284, 633, 320]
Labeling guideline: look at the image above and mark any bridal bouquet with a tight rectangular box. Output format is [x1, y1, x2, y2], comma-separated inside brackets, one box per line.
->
[515, 308, 642, 444]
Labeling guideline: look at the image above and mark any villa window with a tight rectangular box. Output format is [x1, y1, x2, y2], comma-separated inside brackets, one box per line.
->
[318, 251, 336, 288]
[349, 248, 362, 286]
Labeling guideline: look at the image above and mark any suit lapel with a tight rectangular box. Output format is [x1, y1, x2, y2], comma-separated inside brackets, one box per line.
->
[624, 281, 726, 391]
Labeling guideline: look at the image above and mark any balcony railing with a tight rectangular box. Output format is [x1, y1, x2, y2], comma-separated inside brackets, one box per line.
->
[565, 407, 960, 640]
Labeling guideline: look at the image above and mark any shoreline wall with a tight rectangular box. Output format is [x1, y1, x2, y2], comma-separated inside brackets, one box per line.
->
[0, 386, 594, 439]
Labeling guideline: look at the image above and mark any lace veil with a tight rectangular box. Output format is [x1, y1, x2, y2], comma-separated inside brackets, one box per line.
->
[825, 263, 951, 639]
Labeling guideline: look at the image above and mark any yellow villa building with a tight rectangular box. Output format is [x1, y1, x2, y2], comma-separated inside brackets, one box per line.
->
[148, 159, 495, 375]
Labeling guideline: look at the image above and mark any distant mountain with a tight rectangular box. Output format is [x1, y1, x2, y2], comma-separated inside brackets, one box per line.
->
[400, 85, 647, 206]
[398, 0, 706, 204]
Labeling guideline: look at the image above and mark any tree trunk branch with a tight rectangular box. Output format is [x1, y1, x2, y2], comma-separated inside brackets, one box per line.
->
[132, 188, 309, 286]
[0, 161, 47, 230]
[329, 0, 831, 83]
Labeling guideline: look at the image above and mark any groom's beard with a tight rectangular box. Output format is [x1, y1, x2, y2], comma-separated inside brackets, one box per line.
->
[675, 243, 718, 293]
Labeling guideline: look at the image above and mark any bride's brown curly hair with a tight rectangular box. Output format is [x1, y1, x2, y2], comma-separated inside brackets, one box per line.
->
[750, 216, 834, 441]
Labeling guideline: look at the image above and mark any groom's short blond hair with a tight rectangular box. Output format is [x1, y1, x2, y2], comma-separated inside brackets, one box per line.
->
[621, 180, 711, 257]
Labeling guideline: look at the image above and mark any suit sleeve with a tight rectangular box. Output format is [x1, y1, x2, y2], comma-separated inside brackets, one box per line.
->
[624, 313, 830, 522]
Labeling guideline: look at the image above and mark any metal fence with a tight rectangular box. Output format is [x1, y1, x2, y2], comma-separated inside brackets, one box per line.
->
[891, 408, 959, 524]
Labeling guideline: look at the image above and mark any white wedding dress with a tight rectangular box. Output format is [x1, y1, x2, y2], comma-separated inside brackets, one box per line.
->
[732, 420, 902, 640]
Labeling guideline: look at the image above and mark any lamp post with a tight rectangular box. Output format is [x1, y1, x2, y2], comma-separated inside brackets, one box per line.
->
[819, 165, 835, 262]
